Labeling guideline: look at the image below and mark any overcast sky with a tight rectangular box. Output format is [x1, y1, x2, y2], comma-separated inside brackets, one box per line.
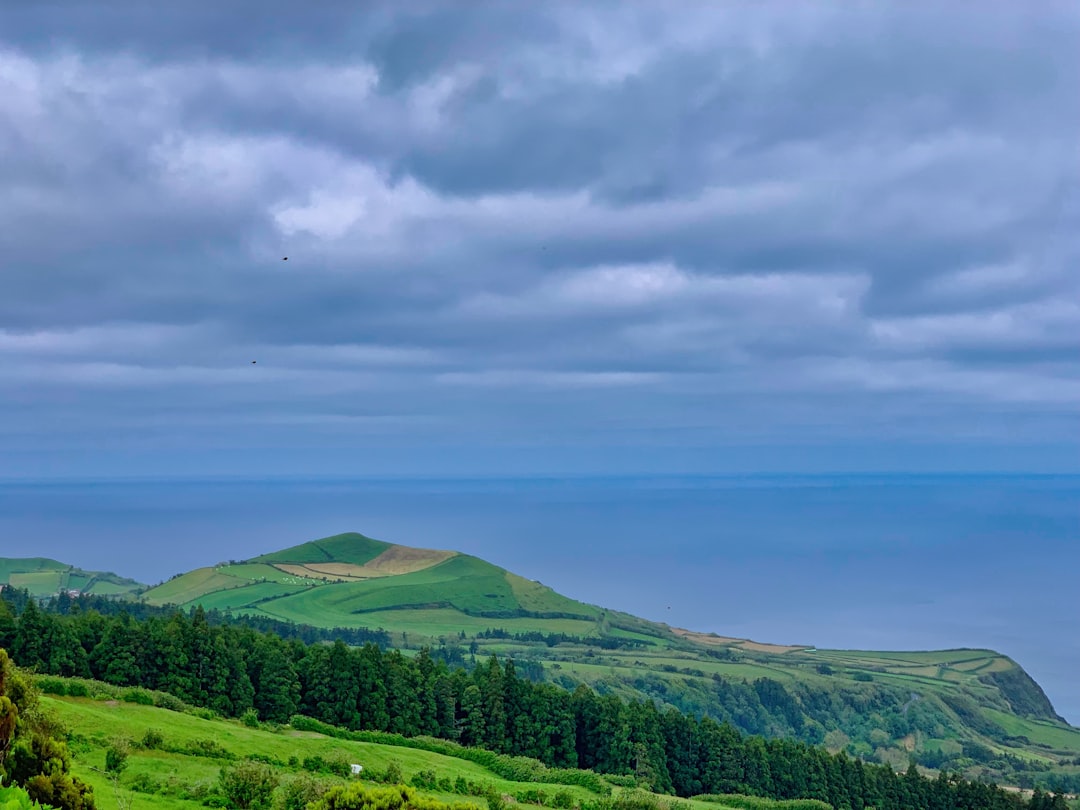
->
[2, 3, 1078, 478]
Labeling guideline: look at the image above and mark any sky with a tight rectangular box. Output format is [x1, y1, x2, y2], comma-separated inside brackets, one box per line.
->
[1, 3, 1079, 478]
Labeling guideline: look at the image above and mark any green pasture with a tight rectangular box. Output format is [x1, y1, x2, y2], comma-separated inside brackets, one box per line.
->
[984, 709, 1080, 751]
[143, 568, 250, 606]
[181, 581, 311, 611]
[253, 533, 391, 566]
[50, 696, 588, 810]
[48, 693, 825, 810]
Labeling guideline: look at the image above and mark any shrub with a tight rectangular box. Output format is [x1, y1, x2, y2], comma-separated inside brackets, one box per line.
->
[384, 761, 403, 786]
[129, 774, 161, 794]
[218, 761, 280, 810]
[142, 729, 165, 750]
[410, 771, 437, 790]
[279, 774, 331, 810]
[121, 688, 155, 706]
[153, 691, 190, 713]
[241, 709, 260, 729]
[315, 784, 413, 810]
[105, 741, 129, 775]
[36, 678, 66, 697]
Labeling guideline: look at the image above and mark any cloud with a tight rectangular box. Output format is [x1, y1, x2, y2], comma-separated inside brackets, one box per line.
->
[0, 3, 1077, 473]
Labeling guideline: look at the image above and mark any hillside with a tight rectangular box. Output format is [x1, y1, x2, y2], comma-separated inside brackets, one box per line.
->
[0, 556, 145, 598]
[142, 533, 618, 637]
[10, 532, 1080, 790]
[31, 673, 1062, 810]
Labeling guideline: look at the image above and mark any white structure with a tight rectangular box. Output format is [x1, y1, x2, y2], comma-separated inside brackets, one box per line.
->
[350, 764, 363, 777]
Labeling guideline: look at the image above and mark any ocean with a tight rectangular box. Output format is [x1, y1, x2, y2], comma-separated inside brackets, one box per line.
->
[1, 473, 1077, 724]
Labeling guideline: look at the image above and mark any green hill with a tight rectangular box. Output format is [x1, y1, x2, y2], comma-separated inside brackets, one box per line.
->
[143, 533, 609, 637]
[0, 556, 145, 598]
[11, 532, 1080, 789]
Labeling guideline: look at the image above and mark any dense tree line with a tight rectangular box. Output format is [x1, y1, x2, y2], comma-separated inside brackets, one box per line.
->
[476, 629, 652, 650]
[34, 590, 391, 647]
[0, 594, 1069, 810]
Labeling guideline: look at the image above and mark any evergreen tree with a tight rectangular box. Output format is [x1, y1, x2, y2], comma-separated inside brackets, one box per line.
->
[0, 600, 16, 651]
[252, 637, 300, 723]
[11, 601, 47, 671]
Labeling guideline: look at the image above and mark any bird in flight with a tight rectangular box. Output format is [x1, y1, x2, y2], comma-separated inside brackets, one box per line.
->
[282, 256, 288, 261]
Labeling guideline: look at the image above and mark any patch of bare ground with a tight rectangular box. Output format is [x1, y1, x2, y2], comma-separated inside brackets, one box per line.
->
[270, 549, 456, 582]
[671, 627, 808, 654]
[362, 545, 457, 575]
[302, 562, 376, 579]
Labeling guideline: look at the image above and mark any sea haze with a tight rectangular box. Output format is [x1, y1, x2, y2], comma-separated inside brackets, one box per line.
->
[1, 474, 1077, 725]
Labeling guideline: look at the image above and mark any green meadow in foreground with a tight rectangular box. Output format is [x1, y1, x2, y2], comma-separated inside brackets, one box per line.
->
[44, 687, 826, 810]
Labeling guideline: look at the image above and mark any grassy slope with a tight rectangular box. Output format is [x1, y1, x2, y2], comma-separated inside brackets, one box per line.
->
[22, 532, 1080, 775]
[0, 557, 144, 598]
[46, 692, 809, 810]
[142, 535, 606, 633]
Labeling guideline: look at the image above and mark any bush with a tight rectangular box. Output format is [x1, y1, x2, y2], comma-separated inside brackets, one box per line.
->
[153, 691, 190, 713]
[384, 762, 403, 786]
[514, 789, 546, 806]
[129, 774, 161, 795]
[241, 709, 260, 729]
[279, 774, 331, 810]
[551, 792, 574, 809]
[105, 741, 129, 775]
[218, 761, 280, 810]
[121, 688, 155, 705]
[36, 678, 67, 697]
[410, 771, 437, 791]
[142, 729, 165, 750]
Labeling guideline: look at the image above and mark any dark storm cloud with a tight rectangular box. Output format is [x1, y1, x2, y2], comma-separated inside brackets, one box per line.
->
[1, 2, 1078, 471]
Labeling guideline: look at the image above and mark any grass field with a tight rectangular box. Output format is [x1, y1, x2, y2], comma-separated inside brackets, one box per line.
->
[984, 709, 1080, 752]
[43, 689, 823, 810]
[253, 534, 392, 566]
[0, 556, 144, 597]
